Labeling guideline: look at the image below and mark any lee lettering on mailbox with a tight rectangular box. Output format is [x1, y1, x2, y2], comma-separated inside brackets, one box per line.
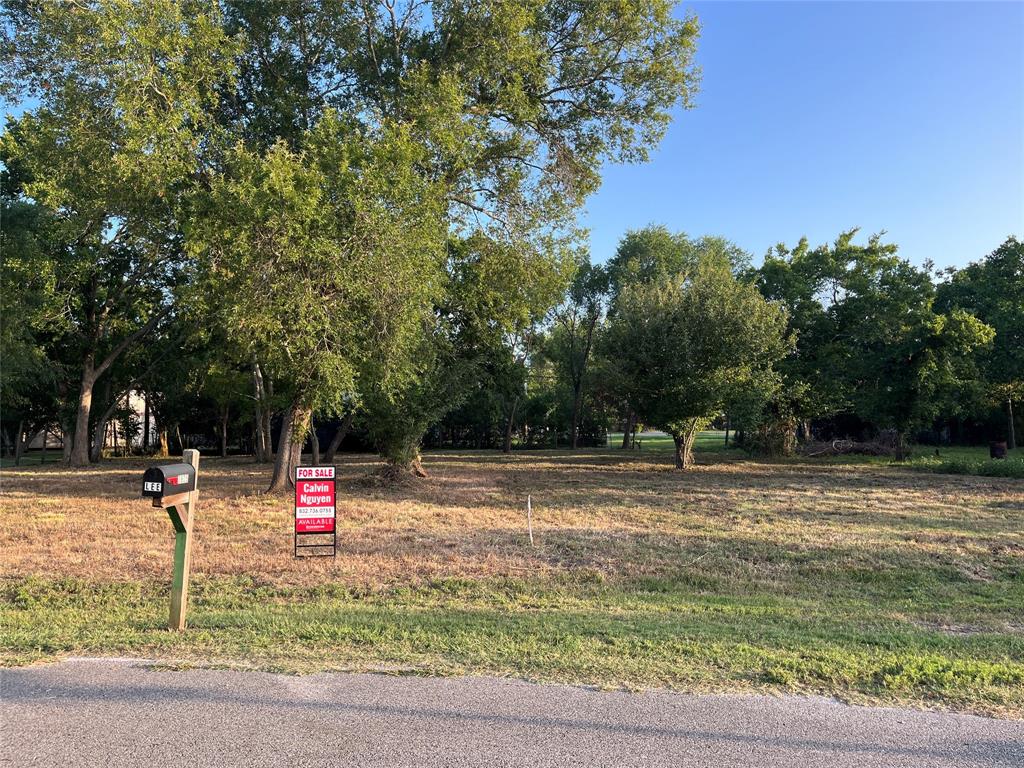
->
[141, 463, 197, 501]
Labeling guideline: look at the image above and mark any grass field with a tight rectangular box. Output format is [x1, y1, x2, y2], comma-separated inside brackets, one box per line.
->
[2, 435, 1022, 717]
[613, 430, 1024, 477]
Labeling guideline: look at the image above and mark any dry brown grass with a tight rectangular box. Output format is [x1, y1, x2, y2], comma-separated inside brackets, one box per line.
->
[4, 448, 1023, 716]
[2, 448, 1021, 593]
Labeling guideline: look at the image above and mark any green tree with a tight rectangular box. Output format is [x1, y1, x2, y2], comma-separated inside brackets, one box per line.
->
[824, 233, 994, 455]
[936, 236, 1024, 449]
[603, 226, 697, 445]
[752, 237, 850, 442]
[602, 226, 751, 446]
[756, 231, 997, 456]
[366, 231, 572, 471]
[606, 226, 696, 305]
[191, 112, 445, 489]
[607, 227, 750, 304]
[546, 260, 608, 448]
[0, 194, 63, 461]
[1, 0, 236, 466]
[602, 255, 791, 468]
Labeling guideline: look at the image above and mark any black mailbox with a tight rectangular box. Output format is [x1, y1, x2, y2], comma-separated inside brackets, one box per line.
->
[142, 463, 197, 499]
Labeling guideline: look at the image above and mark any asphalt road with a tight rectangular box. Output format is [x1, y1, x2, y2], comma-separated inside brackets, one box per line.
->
[1, 659, 1021, 767]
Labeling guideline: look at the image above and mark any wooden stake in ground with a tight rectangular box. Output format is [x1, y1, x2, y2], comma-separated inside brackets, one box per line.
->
[167, 449, 199, 630]
[141, 450, 200, 630]
[527, 494, 534, 546]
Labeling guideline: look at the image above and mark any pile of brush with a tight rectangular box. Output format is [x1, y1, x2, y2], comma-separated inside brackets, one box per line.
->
[799, 430, 904, 457]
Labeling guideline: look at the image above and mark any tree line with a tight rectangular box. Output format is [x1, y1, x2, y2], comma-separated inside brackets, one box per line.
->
[424, 225, 1019, 469]
[2, 2, 1019, 483]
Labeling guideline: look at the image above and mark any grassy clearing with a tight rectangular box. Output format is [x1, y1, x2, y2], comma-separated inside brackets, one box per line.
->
[629, 431, 1024, 478]
[1, 437, 1022, 716]
[905, 450, 1024, 479]
[0, 452, 64, 469]
[609, 430, 739, 454]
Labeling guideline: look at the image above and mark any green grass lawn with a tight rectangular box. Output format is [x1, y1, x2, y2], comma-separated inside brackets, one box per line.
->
[609, 429, 1024, 478]
[0, 452, 63, 469]
[608, 429, 740, 454]
[805, 444, 1024, 478]
[5, 572, 1022, 716]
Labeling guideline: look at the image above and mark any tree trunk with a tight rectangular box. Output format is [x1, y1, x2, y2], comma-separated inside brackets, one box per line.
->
[175, 424, 184, 453]
[323, 411, 355, 463]
[503, 397, 519, 454]
[220, 406, 229, 458]
[621, 410, 634, 449]
[672, 421, 700, 470]
[142, 390, 150, 454]
[248, 417, 262, 466]
[158, 429, 169, 457]
[89, 415, 109, 463]
[724, 415, 730, 448]
[262, 410, 273, 460]
[310, 418, 320, 465]
[40, 428, 48, 464]
[263, 375, 275, 459]
[268, 400, 311, 492]
[672, 435, 685, 469]
[894, 431, 908, 462]
[252, 362, 268, 463]
[410, 452, 427, 477]
[90, 380, 117, 463]
[68, 361, 96, 467]
[253, 413, 267, 463]
[250, 360, 274, 461]
[1008, 398, 1016, 451]
[13, 420, 25, 466]
[61, 422, 72, 462]
[570, 386, 583, 450]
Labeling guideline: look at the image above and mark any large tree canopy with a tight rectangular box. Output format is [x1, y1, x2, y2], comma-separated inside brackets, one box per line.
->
[201, 0, 701, 482]
[189, 112, 447, 485]
[753, 231, 996, 454]
[602, 253, 791, 468]
[936, 236, 1023, 447]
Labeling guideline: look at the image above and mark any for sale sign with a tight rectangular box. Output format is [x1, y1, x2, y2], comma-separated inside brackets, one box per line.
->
[294, 465, 336, 536]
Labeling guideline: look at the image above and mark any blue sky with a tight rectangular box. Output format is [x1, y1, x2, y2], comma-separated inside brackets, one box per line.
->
[583, 1, 1024, 270]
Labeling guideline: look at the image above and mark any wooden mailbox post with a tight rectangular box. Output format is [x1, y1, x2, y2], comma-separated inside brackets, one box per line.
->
[141, 449, 200, 631]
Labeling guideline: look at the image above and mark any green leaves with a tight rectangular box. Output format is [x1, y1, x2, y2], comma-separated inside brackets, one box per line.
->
[753, 230, 999, 441]
[190, 111, 447, 415]
[602, 253, 791, 462]
[937, 237, 1024, 401]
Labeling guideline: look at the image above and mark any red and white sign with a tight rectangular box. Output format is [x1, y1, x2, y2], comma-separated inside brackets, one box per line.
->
[294, 466, 336, 533]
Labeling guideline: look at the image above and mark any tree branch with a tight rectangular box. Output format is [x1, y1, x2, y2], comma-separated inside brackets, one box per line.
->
[93, 306, 172, 381]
